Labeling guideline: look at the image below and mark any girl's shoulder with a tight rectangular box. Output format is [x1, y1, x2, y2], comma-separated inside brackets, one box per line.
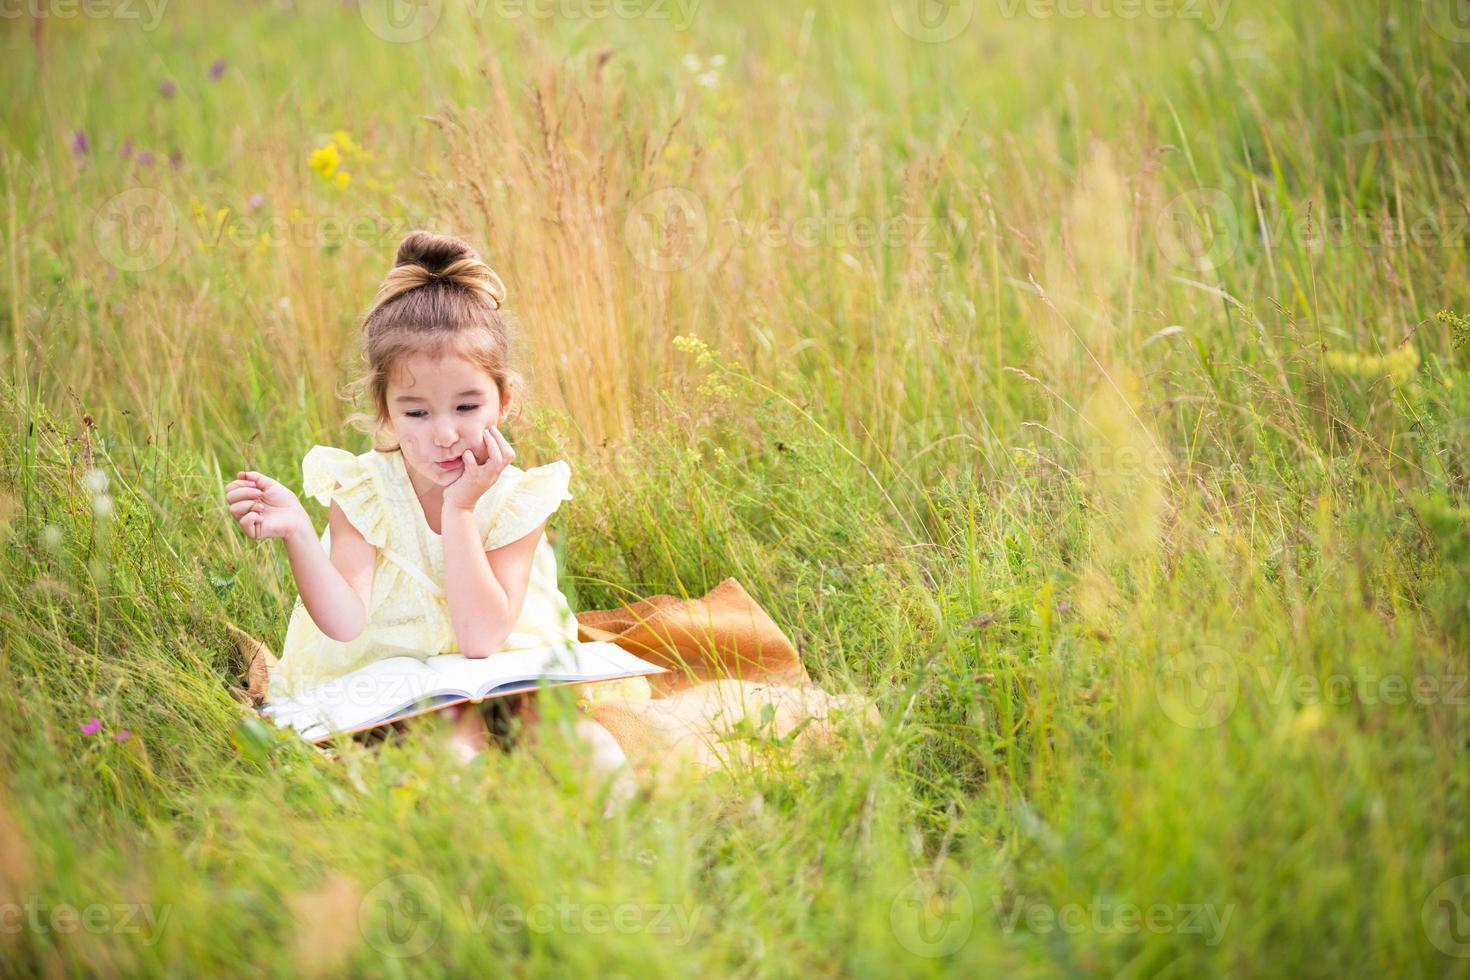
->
[477, 458, 574, 551]
[300, 444, 397, 547]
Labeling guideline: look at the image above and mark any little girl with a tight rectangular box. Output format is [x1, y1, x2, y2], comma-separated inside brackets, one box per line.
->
[224, 231, 641, 788]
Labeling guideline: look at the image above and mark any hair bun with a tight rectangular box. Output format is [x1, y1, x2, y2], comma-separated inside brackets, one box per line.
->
[385, 230, 507, 309]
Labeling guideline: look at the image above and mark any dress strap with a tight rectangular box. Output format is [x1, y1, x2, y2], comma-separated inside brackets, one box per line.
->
[381, 547, 445, 597]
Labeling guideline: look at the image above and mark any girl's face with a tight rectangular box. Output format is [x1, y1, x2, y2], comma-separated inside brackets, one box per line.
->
[385, 347, 509, 494]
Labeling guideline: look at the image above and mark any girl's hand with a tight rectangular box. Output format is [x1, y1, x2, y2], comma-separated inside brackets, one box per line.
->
[225, 471, 312, 542]
[443, 426, 514, 513]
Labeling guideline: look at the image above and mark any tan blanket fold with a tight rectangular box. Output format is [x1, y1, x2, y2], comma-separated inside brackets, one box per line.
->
[230, 577, 878, 777]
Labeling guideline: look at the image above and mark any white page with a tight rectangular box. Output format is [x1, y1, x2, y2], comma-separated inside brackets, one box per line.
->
[259, 641, 666, 741]
[421, 641, 665, 699]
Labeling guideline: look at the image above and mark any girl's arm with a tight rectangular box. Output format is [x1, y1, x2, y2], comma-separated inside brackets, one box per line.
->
[284, 499, 375, 642]
[440, 512, 546, 658]
[226, 471, 375, 642]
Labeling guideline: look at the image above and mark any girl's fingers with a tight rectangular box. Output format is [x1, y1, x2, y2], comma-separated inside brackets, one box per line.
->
[240, 471, 279, 490]
[482, 429, 502, 467]
[225, 486, 262, 504]
[491, 427, 515, 461]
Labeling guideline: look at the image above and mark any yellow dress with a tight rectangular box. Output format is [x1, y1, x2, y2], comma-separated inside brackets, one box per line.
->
[268, 445, 647, 705]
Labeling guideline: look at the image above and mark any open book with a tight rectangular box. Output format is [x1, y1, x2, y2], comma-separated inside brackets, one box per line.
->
[258, 641, 667, 743]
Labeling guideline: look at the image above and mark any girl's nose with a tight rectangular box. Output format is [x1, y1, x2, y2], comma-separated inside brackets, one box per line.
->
[434, 424, 458, 448]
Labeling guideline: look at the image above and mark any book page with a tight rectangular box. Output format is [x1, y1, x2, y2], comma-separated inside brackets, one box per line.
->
[422, 641, 666, 700]
[258, 655, 453, 737]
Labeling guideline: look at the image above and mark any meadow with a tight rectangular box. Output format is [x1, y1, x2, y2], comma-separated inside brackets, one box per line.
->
[2, 0, 1469, 974]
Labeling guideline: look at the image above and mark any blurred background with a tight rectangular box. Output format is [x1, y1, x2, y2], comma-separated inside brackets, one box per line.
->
[2, 0, 1469, 974]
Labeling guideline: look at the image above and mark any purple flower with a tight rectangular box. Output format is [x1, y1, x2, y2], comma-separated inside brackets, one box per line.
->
[246, 192, 266, 212]
[169, 150, 183, 169]
[137, 150, 156, 167]
[113, 729, 132, 743]
[81, 717, 102, 735]
[71, 129, 89, 156]
[121, 138, 133, 159]
[159, 79, 176, 99]
[209, 59, 227, 81]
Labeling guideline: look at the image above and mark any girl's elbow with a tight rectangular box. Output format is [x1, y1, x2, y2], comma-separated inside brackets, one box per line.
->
[460, 633, 509, 660]
[323, 621, 365, 644]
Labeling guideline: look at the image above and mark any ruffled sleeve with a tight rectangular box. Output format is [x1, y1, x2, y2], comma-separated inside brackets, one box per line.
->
[300, 446, 388, 548]
[482, 460, 573, 551]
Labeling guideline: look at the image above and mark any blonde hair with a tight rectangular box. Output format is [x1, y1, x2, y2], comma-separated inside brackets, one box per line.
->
[347, 231, 525, 450]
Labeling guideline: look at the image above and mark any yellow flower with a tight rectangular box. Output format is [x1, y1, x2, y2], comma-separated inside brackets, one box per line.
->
[309, 141, 340, 180]
[335, 171, 351, 190]
[1324, 344, 1420, 384]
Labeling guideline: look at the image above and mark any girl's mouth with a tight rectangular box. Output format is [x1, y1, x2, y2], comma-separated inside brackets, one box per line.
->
[437, 458, 464, 471]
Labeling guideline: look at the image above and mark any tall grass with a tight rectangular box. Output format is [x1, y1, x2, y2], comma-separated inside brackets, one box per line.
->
[1, 0, 1468, 974]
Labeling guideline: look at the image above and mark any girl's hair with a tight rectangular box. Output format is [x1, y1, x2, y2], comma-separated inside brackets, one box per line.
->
[347, 231, 525, 450]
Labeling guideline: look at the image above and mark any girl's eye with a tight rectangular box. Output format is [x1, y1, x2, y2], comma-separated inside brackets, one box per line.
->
[457, 404, 481, 413]
[402, 405, 482, 420]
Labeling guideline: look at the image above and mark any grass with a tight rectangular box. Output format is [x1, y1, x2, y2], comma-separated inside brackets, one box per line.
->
[2, 0, 1469, 974]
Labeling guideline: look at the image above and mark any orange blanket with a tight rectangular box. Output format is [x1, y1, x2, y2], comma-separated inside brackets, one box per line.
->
[230, 578, 878, 778]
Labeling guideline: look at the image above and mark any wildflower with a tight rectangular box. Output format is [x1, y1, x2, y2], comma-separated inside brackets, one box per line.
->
[169, 150, 183, 169]
[1324, 344, 1420, 384]
[41, 525, 63, 550]
[71, 129, 89, 156]
[121, 138, 133, 159]
[309, 141, 342, 180]
[137, 150, 155, 167]
[159, 79, 176, 99]
[246, 192, 266, 212]
[81, 718, 102, 735]
[309, 131, 364, 190]
[83, 468, 109, 495]
[209, 58, 227, 81]
[113, 729, 132, 743]
[92, 495, 114, 519]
